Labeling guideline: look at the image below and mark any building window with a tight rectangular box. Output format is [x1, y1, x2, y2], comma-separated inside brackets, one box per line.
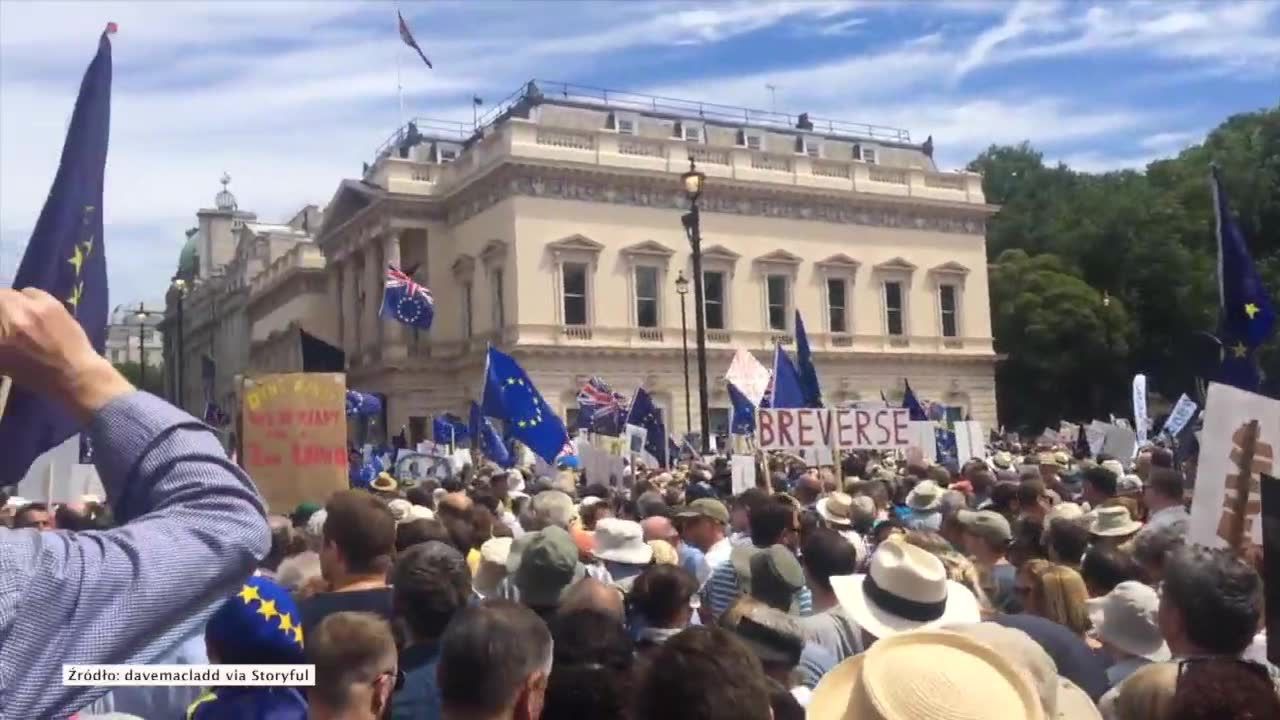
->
[884, 281, 905, 336]
[703, 271, 726, 330]
[708, 408, 730, 438]
[827, 278, 848, 333]
[463, 282, 474, 338]
[939, 284, 959, 338]
[766, 274, 788, 331]
[635, 265, 659, 328]
[492, 269, 505, 329]
[563, 262, 588, 326]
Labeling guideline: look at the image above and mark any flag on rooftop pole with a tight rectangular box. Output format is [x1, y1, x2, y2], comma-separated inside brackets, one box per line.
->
[794, 310, 824, 408]
[1211, 165, 1275, 391]
[0, 25, 114, 486]
[397, 9, 433, 68]
[769, 344, 806, 409]
[481, 346, 569, 464]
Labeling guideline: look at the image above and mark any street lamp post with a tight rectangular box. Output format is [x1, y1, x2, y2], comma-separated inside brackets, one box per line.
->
[134, 303, 150, 391]
[675, 271, 693, 438]
[681, 158, 711, 455]
[172, 279, 188, 409]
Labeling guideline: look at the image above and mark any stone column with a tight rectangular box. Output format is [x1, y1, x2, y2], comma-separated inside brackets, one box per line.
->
[329, 258, 344, 353]
[369, 240, 385, 354]
[344, 254, 360, 358]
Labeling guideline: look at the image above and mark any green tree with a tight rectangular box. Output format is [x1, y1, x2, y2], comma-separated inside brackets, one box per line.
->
[114, 361, 165, 397]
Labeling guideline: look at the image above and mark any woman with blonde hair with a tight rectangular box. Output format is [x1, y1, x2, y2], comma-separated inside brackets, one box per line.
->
[1017, 559, 1092, 638]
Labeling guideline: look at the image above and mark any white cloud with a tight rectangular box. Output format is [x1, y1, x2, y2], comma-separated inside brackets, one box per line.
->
[1054, 150, 1158, 174]
[953, 0, 1061, 79]
[1139, 131, 1199, 152]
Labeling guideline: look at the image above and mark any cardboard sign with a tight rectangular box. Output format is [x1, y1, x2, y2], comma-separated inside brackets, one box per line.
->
[1101, 423, 1138, 461]
[1260, 473, 1280, 664]
[731, 454, 757, 495]
[756, 408, 910, 451]
[1188, 383, 1280, 551]
[242, 373, 348, 512]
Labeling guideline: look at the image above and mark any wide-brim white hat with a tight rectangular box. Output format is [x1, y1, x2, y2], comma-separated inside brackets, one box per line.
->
[906, 480, 944, 511]
[809, 630, 1046, 720]
[830, 540, 980, 640]
[592, 518, 653, 565]
[817, 494, 855, 527]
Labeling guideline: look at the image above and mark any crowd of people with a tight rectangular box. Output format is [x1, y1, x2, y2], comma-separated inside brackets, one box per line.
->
[0, 288, 1277, 720]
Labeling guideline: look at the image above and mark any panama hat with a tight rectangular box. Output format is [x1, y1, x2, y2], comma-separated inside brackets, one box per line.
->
[592, 518, 653, 565]
[808, 630, 1046, 720]
[817, 492, 857, 527]
[1087, 506, 1142, 538]
[905, 480, 944, 511]
[829, 539, 980, 640]
[1086, 581, 1170, 663]
[371, 472, 398, 493]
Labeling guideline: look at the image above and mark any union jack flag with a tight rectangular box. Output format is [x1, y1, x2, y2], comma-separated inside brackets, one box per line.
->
[576, 376, 628, 436]
[381, 264, 434, 330]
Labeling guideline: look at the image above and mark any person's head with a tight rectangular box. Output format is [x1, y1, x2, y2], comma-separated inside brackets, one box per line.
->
[1080, 544, 1143, 598]
[1159, 546, 1262, 657]
[956, 509, 1012, 561]
[799, 528, 858, 605]
[1114, 661, 1177, 720]
[1044, 517, 1091, 567]
[1150, 447, 1174, 470]
[636, 490, 669, 519]
[731, 488, 769, 533]
[557, 577, 625, 624]
[1132, 518, 1187, 584]
[1082, 465, 1118, 507]
[524, 490, 575, 532]
[515, 526, 586, 615]
[749, 497, 801, 551]
[675, 498, 730, 552]
[392, 541, 470, 644]
[794, 471, 822, 504]
[396, 517, 452, 553]
[321, 491, 396, 585]
[405, 484, 436, 510]
[630, 564, 699, 629]
[988, 482, 1021, 520]
[1008, 516, 1047, 568]
[276, 550, 322, 597]
[307, 612, 399, 720]
[732, 605, 805, 684]
[438, 600, 553, 720]
[634, 626, 772, 720]
[747, 544, 805, 613]
[1017, 561, 1090, 636]
[542, 609, 634, 720]
[1017, 480, 1049, 521]
[1171, 657, 1280, 720]
[1144, 468, 1185, 513]
[260, 515, 293, 572]
[641, 515, 678, 544]
[13, 502, 51, 530]
[578, 498, 612, 531]
[969, 467, 996, 496]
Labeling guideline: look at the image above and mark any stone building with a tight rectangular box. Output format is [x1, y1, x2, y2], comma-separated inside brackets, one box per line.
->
[315, 81, 998, 444]
[104, 302, 164, 368]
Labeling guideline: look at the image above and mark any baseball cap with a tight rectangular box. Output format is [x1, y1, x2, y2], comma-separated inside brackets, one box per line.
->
[515, 526, 585, 608]
[675, 497, 729, 525]
[957, 509, 1013, 544]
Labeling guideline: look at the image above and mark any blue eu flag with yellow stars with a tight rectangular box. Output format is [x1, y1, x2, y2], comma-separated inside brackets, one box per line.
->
[471, 401, 513, 468]
[481, 346, 569, 464]
[1213, 165, 1276, 391]
[727, 381, 756, 434]
[794, 310, 824, 408]
[770, 344, 807, 409]
[0, 28, 112, 487]
[626, 386, 668, 467]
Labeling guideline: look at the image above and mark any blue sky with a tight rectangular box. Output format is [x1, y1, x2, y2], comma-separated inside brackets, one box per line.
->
[1, 1, 1277, 306]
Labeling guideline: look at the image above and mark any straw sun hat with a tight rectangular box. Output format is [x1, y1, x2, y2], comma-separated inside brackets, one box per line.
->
[808, 630, 1046, 720]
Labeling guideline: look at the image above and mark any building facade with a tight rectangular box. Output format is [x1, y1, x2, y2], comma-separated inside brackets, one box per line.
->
[316, 81, 999, 444]
[105, 302, 164, 367]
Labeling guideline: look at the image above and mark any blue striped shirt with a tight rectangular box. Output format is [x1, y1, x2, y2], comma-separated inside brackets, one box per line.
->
[700, 555, 813, 619]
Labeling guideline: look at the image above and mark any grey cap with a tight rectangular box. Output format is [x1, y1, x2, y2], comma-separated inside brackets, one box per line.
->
[956, 509, 1013, 544]
[749, 545, 805, 612]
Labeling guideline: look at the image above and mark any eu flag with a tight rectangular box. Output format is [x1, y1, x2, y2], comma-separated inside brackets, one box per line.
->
[770, 344, 806, 409]
[794, 310, 823, 408]
[0, 29, 112, 486]
[626, 387, 668, 467]
[432, 413, 469, 446]
[902, 380, 928, 421]
[381, 265, 435, 331]
[481, 347, 569, 464]
[1212, 165, 1275, 391]
[727, 381, 756, 434]
[471, 401, 513, 468]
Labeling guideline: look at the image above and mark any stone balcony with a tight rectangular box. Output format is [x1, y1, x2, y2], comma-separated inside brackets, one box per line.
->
[247, 243, 326, 303]
[367, 119, 987, 206]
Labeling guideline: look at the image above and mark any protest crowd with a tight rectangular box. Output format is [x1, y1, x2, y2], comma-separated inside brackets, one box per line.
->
[0, 286, 1277, 720]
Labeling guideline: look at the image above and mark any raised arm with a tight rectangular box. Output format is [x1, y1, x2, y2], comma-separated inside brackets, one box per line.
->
[0, 289, 270, 718]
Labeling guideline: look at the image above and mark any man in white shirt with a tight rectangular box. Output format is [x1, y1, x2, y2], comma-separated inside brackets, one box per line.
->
[677, 498, 732, 573]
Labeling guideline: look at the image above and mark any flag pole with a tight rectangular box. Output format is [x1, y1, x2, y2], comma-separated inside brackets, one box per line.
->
[0, 376, 11, 421]
[394, 3, 405, 129]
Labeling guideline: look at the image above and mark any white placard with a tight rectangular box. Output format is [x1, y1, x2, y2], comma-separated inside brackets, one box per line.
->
[731, 454, 757, 495]
[1086, 421, 1109, 457]
[1160, 394, 1199, 438]
[725, 348, 772, 407]
[954, 420, 985, 465]
[1133, 374, 1149, 446]
[905, 421, 938, 465]
[1101, 424, 1138, 461]
[625, 424, 648, 456]
[1188, 382, 1280, 550]
[756, 408, 911, 451]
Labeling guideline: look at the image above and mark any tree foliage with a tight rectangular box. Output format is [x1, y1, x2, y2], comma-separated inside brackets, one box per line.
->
[113, 361, 165, 397]
[971, 105, 1280, 430]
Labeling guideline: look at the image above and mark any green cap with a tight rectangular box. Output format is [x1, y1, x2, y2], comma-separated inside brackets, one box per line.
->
[675, 497, 730, 525]
[749, 545, 805, 613]
[515, 526, 585, 608]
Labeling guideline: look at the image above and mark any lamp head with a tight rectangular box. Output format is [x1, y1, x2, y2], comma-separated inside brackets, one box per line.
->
[675, 270, 689, 296]
[681, 157, 705, 199]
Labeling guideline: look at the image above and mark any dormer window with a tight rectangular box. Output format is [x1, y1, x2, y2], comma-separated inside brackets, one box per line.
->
[674, 121, 703, 143]
[607, 111, 638, 135]
[853, 144, 878, 164]
[431, 142, 460, 163]
[796, 135, 821, 158]
[737, 129, 763, 151]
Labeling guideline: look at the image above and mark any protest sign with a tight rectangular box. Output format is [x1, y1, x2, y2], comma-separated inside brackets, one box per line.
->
[756, 407, 910, 451]
[953, 421, 984, 465]
[1260, 473, 1280, 664]
[241, 373, 347, 511]
[1036, 428, 1060, 447]
[1058, 421, 1079, 442]
[1188, 383, 1279, 551]
[1101, 424, 1137, 461]
[1160, 394, 1199, 439]
[1132, 373, 1149, 446]
[905, 421, 938, 465]
[731, 454, 757, 495]
[1086, 421, 1108, 456]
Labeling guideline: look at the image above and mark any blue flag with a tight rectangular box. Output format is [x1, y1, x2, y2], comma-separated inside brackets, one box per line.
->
[0, 29, 112, 486]
[794, 310, 823, 408]
[902, 380, 928, 421]
[481, 347, 569, 464]
[471, 402, 513, 468]
[770, 345, 806, 409]
[727, 381, 756, 434]
[381, 265, 435, 331]
[626, 387, 668, 467]
[1212, 166, 1275, 391]
[432, 413, 469, 446]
